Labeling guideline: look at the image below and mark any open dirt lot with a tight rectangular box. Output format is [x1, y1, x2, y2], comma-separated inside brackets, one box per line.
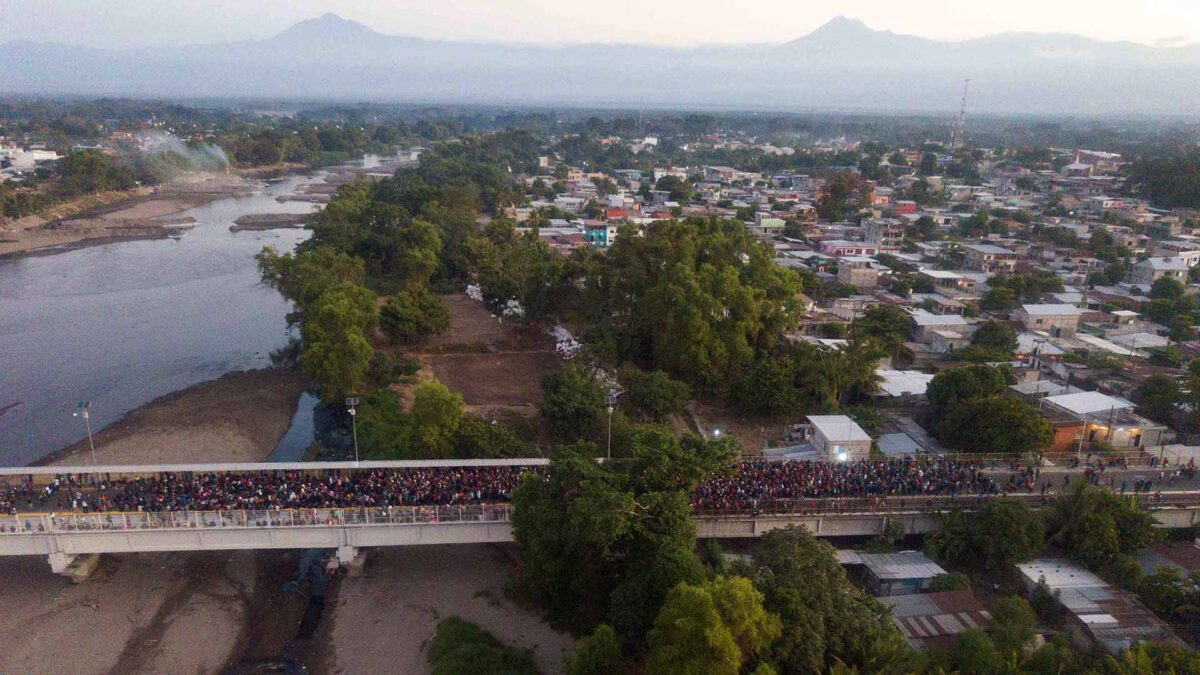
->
[424, 293, 547, 352]
[690, 400, 780, 455]
[417, 294, 560, 415]
[49, 368, 310, 466]
[424, 351, 560, 412]
[329, 544, 575, 675]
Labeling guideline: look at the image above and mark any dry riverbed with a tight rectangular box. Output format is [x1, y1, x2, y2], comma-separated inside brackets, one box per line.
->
[0, 172, 253, 257]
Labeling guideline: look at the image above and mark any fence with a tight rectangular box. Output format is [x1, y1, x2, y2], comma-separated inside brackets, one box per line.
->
[5, 490, 1199, 537]
[0, 504, 512, 535]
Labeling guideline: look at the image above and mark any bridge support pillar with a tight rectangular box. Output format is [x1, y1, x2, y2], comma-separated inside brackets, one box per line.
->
[338, 542, 360, 564]
[48, 552, 100, 583]
[48, 552, 74, 574]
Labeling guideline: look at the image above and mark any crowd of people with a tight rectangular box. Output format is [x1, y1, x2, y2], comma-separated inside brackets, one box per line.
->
[691, 458, 998, 511]
[0, 466, 532, 514]
[0, 455, 1185, 517]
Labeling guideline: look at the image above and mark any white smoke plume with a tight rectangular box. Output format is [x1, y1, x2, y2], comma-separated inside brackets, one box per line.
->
[135, 130, 229, 170]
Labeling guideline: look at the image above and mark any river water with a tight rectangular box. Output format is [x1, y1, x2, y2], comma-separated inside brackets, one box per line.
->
[0, 174, 323, 466]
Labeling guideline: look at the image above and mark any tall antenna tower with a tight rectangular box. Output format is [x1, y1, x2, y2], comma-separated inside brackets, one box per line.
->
[950, 78, 971, 149]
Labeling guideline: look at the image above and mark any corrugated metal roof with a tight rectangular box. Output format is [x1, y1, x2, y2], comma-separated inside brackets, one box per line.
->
[881, 591, 991, 650]
[1042, 391, 1135, 416]
[860, 551, 946, 580]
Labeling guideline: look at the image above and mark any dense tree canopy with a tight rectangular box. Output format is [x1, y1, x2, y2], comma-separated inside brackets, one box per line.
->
[928, 498, 1044, 571]
[752, 526, 912, 674]
[585, 218, 803, 392]
[510, 431, 737, 641]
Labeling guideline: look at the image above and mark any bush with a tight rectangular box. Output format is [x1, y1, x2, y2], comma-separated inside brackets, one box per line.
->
[356, 390, 413, 459]
[538, 365, 605, 438]
[619, 368, 692, 420]
[565, 624, 628, 675]
[428, 617, 537, 675]
[380, 289, 450, 344]
[453, 416, 530, 459]
[988, 596, 1037, 657]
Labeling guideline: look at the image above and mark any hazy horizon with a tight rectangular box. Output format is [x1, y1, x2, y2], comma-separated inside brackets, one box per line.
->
[3, 0, 1199, 49]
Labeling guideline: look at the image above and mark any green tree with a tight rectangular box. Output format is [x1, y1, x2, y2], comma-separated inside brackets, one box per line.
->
[928, 572, 972, 592]
[936, 396, 1052, 454]
[538, 365, 605, 440]
[950, 629, 1002, 674]
[410, 379, 465, 457]
[737, 353, 801, 415]
[356, 390, 414, 459]
[646, 577, 781, 675]
[988, 596, 1037, 658]
[971, 320, 1018, 353]
[979, 286, 1020, 311]
[925, 364, 1007, 424]
[1150, 276, 1185, 301]
[257, 245, 366, 312]
[300, 282, 377, 402]
[1134, 374, 1181, 425]
[705, 576, 782, 666]
[588, 218, 803, 392]
[380, 289, 450, 344]
[753, 526, 911, 674]
[850, 305, 911, 359]
[654, 175, 691, 202]
[510, 433, 734, 640]
[927, 499, 1043, 571]
[1137, 567, 1200, 622]
[565, 624, 628, 675]
[1047, 479, 1163, 569]
[645, 583, 741, 675]
[452, 416, 529, 459]
[618, 368, 692, 420]
[918, 152, 940, 176]
[427, 617, 537, 675]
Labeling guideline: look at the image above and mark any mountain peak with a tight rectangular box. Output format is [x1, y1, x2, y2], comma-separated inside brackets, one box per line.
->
[808, 16, 874, 39]
[271, 13, 382, 43]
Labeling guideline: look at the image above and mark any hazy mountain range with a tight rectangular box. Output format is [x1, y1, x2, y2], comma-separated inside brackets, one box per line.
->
[4, 13, 1200, 115]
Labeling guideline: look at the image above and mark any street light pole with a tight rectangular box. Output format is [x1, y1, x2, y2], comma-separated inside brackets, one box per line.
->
[74, 401, 97, 466]
[604, 391, 617, 460]
[345, 397, 360, 464]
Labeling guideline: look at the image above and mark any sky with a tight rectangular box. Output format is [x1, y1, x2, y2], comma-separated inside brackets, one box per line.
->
[3, 0, 1200, 49]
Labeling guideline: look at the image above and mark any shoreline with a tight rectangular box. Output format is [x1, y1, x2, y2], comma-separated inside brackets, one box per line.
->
[0, 171, 260, 258]
[42, 367, 312, 468]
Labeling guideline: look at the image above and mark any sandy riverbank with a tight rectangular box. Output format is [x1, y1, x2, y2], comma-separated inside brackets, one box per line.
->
[0, 367, 311, 675]
[48, 367, 311, 467]
[330, 545, 576, 675]
[0, 172, 254, 257]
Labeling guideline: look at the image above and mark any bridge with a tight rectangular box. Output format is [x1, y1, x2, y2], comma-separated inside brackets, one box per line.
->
[0, 459, 1196, 576]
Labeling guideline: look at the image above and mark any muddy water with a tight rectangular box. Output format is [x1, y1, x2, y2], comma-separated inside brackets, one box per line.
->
[0, 175, 320, 466]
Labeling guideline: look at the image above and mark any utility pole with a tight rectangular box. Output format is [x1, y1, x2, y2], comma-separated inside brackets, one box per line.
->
[604, 391, 618, 461]
[346, 397, 360, 464]
[74, 401, 97, 466]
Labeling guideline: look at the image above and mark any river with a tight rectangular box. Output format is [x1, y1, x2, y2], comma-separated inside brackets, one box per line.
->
[0, 173, 323, 466]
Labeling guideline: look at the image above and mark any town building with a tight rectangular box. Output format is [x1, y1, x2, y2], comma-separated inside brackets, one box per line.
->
[1014, 304, 1085, 337]
[1017, 559, 1180, 652]
[836, 257, 880, 288]
[841, 550, 948, 597]
[805, 415, 873, 461]
[961, 243, 1019, 273]
[864, 218, 905, 252]
[1132, 257, 1189, 286]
